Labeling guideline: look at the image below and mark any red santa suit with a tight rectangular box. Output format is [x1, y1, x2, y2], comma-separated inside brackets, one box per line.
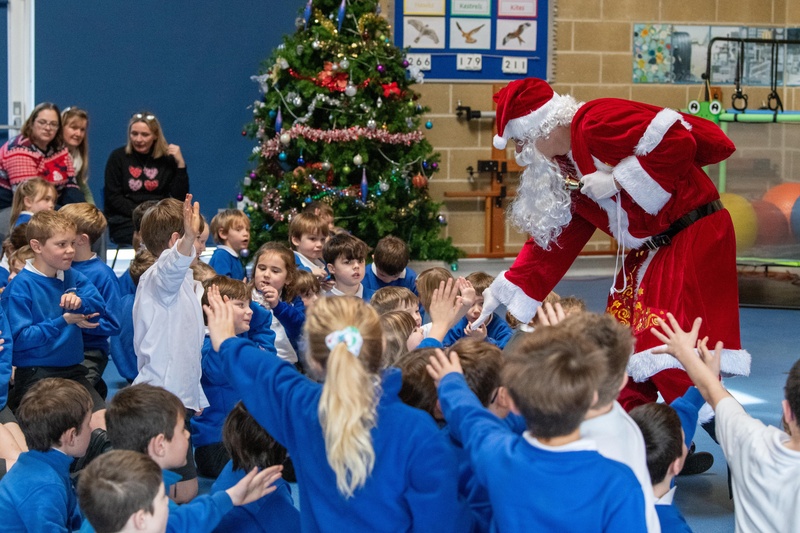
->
[492, 98, 750, 408]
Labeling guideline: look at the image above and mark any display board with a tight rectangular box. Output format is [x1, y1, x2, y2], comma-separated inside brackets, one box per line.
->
[394, 0, 551, 82]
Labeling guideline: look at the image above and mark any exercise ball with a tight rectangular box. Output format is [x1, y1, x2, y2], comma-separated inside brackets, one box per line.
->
[720, 193, 757, 252]
[751, 200, 790, 245]
[791, 197, 800, 242]
[762, 183, 800, 222]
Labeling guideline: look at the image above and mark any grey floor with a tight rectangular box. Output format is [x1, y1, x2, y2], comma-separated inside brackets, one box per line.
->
[103, 275, 798, 532]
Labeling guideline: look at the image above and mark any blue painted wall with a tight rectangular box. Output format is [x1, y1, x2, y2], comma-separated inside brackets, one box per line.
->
[34, 1, 298, 221]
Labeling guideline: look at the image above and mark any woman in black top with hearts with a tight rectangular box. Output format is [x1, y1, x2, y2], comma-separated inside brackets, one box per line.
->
[104, 112, 189, 246]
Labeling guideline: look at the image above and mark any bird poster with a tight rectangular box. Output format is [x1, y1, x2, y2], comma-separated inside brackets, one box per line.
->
[450, 18, 490, 49]
[404, 17, 446, 48]
[496, 19, 537, 51]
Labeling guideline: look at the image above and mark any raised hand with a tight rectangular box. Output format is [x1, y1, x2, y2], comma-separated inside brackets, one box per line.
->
[203, 284, 237, 351]
[226, 465, 283, 507]
[536, 302, 566, 327]
[426, 348, 463, 387]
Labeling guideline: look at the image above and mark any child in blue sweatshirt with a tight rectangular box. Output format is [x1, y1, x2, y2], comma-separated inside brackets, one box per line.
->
[322, 233, 375, 302]
[60, 203, 122, 400]
[192, 275, 276, 478]
[77, 450, 170, 533]
[428, 325, 648, 532]
[204, 288, 462, 533]
[208, 209, 249, 282]
[288, 212, 334, 291]
[0, 378, 93, 532]
[444, 272, 512, 349]
[362, 235, 418, 295]
[212, 402, 300, 533]
[1, 210, 107, 430]
[105, 384, 284, 533]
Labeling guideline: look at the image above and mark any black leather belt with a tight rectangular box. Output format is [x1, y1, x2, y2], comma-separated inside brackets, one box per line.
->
[640, 200, 724, 250]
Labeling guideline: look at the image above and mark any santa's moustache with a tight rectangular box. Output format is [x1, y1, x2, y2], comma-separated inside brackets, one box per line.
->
[508, 146, 573, 249]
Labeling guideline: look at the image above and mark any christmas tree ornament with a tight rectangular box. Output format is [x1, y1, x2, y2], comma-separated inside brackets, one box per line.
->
[353, 154, 363, 166]
[263, 224, 271, 231]
[437, 214, 447, 225]
[275, 109, 283, 132]
[376, 97, 383, 108]
[425, 120, 433, 129]
[422, 160, 429, 169]
[296, 45, 304, 55]
[241, 130, 247, 136]
[303, 0, 312, 29]
[342, 164, 351, 174]
[236, 193, 244, 201]
[431, 162, 439, 170]
[295, 17, 305, 30]
[280, 132, 292, 145]
[297, 155, 305, 165]
[250, 171, 257, 179]
[278, 152, 288, 161]
[367, 119, 377, 130]
[240, 249, 250, 258]
[377, 64, 385, 74]
[361, 168, 368, 201]
[339, 58, 349, 69]
[268, 109, 277, 119]
[337, 0, 346, 32]
[450, 262, 459, 272]
[312, 40, 321, 49]
[243, 177, 252, 186]
[379, 180, 390, 191]
[402, 59, 410, 68]
[293, 96, 303, 106]
[406, 118, 414, 129]
[344, 83, 357, 97]
[331, 62, 339, 71]
[305, 196, 312, 203]
[399, 208, 408, 217]
[412, 173, 428, 188]
[322, 160, 332, 171]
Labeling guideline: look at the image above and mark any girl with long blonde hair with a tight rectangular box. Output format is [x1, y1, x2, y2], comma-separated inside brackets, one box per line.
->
[204, 289, 461, 532]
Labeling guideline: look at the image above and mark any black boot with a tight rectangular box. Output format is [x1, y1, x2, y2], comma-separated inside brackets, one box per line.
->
[678, 442, 714, 476]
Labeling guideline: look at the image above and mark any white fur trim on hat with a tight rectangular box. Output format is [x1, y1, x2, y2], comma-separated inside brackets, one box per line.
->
[494, 92, 562, 150]
[626, 346, 751, 383]
[613, 156, 671, 215]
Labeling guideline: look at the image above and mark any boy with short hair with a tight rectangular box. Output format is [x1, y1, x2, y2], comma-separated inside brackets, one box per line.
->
[288, 212, 331, 286]
[303, 200, 335, 231]
[208, 209, 250, 281]
[370, 286, 422, 326]
[428, 326, 647, 531]
[629, 403, 692, 533]
[1, 211, 107, 429]
[133, 195, 206, 503]
[59, 202, 122, 400]
[0, 378, 93, 531]
[653, 314, 800, 532]
[106, 384, 283, 533]
[322, 232, 374, 301]
[285, 269, 320, 311]
[363, 235, 418, 295]
[77, 450, 170, 533]
[444, 271, 512, 349]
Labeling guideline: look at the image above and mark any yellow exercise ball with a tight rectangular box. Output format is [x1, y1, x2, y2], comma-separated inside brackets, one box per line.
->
[720, 193, 757, 252]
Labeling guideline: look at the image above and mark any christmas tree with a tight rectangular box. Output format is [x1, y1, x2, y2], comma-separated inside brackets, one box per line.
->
[239, 0, 464, 263]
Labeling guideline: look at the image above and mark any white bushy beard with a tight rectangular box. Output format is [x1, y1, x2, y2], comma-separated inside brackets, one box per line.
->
[508, 146, 573, 249]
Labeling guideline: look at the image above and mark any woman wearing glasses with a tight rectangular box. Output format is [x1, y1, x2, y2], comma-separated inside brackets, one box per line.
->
[0, 102, 85, 212]
[103, 112, 189, 246]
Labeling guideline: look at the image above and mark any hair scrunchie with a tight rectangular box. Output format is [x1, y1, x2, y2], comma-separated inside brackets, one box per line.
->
[324, 326, 363, 357]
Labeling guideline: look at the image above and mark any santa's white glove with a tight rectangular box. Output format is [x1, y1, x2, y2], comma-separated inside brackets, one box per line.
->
[580, 170, 619, 201]
[472, 287, 500, 329]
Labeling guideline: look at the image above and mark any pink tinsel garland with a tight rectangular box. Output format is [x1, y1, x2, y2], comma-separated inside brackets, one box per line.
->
[262, 124, 425, 158]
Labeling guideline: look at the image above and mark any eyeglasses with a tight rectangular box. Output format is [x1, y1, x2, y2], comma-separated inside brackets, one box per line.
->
[132, 113, 156, 122]
[35, 119, 59, 129]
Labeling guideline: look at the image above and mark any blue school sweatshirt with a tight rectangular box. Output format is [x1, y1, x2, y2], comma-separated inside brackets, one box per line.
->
[246, 301, 277, 351]
[0, 266, 8, 288]
[220, 336, 462, 533]
[0, 449, 82, 532]
[363, 264, 419, 295]
[211, 462, 301, 533]
[438, 373, 647, 533]
[272, 296, 305, 353]
[671, 386, 705, 447]
[443, 314, 513, 349]
[2, 267, 105, 367]
[192, 328, 276, 448]
[71, 257, 122, 354]
[209, 248, 246, 281]
[117, 269, 135, 296]
[0, 307, 11, 410]
[108, 292, 137, 382]
[655, 504, 692, 533]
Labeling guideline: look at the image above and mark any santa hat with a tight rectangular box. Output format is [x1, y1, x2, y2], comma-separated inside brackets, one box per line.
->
[493, 78, 561, 150]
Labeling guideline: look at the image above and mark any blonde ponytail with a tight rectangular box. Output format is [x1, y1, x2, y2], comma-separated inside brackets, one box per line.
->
[306, 296, 383, 499]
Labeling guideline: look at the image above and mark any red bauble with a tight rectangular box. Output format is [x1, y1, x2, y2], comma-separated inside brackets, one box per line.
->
[412, 174, 428, 189]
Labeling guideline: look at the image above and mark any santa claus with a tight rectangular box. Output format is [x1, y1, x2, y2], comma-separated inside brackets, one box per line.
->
[477, 78, 750, 409]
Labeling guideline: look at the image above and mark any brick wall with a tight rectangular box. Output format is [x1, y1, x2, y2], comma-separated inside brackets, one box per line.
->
[381, 0, 800, 255]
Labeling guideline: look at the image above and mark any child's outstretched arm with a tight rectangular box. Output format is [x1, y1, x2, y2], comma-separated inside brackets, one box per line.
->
[225, 465, 283, 506]
[651, 313, 731, 409]
[177, 194, 201, 257]
[204, 284, 237, 351]
[425, 279, 466, 343]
